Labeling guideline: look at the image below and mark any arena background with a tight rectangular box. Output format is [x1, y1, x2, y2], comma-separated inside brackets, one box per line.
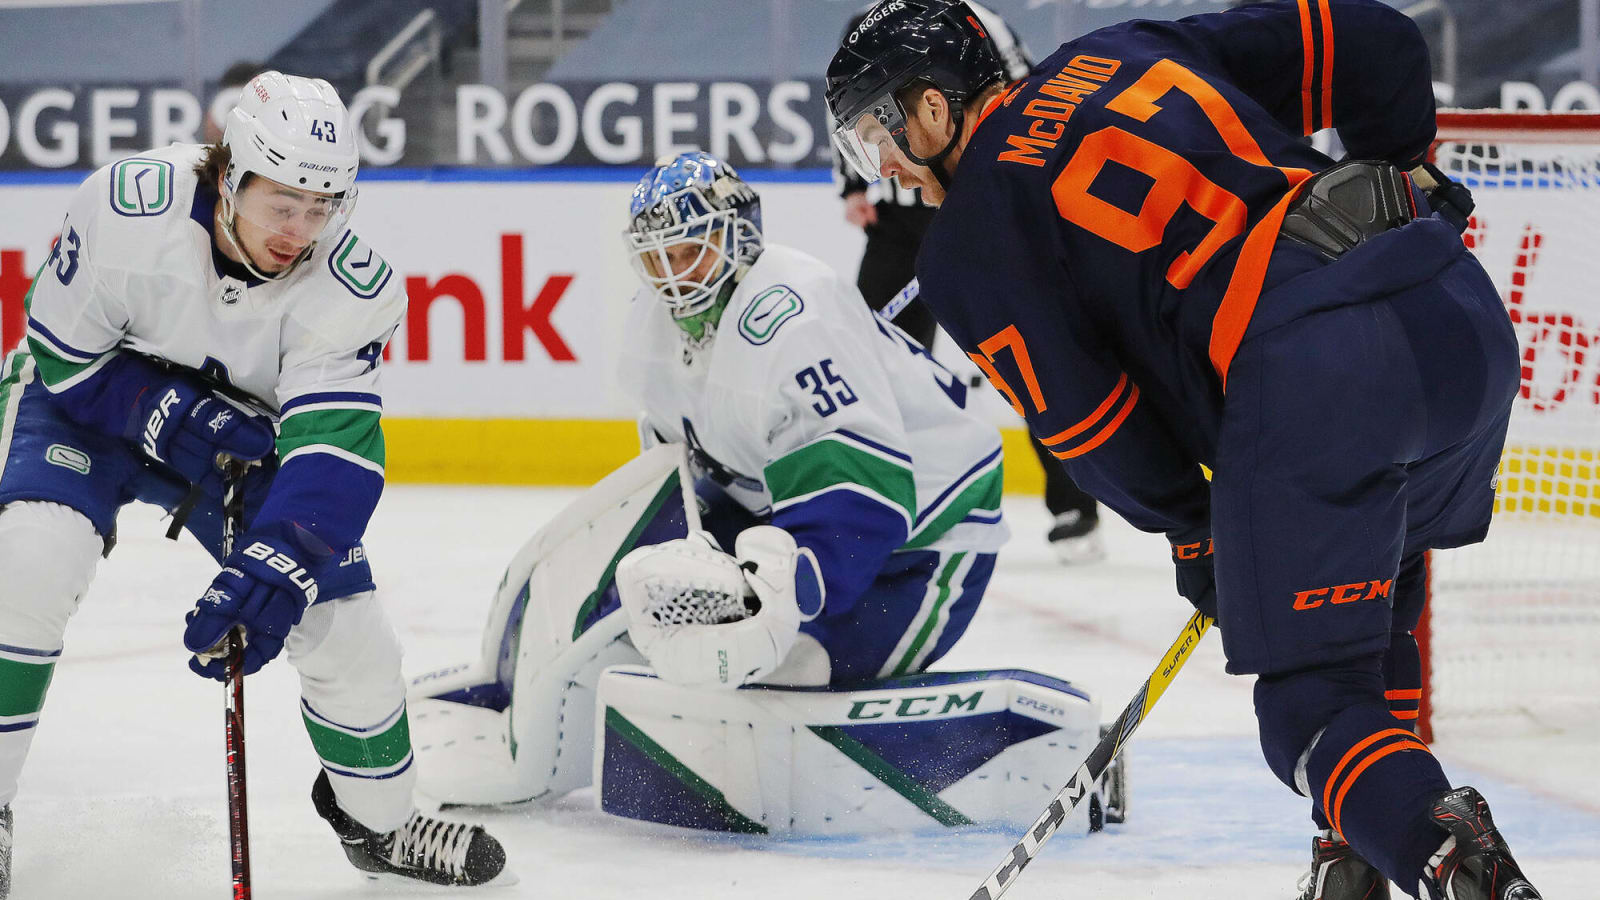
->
[1, 0, 1596, 491]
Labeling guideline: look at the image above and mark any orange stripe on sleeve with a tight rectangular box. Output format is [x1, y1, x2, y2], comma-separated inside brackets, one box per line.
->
[1040, 374, 1128, 448]
[1208, 177, 1311, 388]
[1390, 710, 1421, 721]
[1321, 728, 1417, 823]
[1296, 0, 1316, 135]
[1330, 740, 1430, 835]
[1317, 0, 1335, 130]
[1384, 689, 1423, 701]
[1052, 384, 1140, 460]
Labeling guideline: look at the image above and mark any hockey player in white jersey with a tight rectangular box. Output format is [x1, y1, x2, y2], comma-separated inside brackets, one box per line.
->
[406, 154, 1122, 836]
[616, 150, 1008, 688]
[0, 72, 508, 892]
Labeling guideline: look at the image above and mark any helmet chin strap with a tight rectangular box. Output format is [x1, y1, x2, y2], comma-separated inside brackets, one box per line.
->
[217, 191, 314, 282]
[902, 103, 965, 191]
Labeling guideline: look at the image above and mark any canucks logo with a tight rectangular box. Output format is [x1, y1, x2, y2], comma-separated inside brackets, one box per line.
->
[738, 286, 803, 345]
[108, 158, 174, 217]
[327, 232, 393, 299]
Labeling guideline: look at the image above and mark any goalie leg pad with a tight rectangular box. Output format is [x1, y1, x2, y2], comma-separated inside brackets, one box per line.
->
[594, 666, 1111, 836]
[408, 445, 697, 805]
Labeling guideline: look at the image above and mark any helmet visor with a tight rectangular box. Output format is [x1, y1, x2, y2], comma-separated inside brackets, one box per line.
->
[231, 175, 356, 244]
[830, 90, 909, 184]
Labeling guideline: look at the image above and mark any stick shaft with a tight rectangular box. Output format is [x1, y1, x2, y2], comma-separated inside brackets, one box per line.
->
[220, 465, 251, 898]
[968, 610, 1212, 900]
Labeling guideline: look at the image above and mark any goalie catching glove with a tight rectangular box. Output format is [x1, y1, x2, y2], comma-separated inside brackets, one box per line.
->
[617, 526, 824, 688]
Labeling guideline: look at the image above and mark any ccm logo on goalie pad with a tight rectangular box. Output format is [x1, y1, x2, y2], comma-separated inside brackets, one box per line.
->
[141, 388, 183, 459]
[242, 541, 320, 603]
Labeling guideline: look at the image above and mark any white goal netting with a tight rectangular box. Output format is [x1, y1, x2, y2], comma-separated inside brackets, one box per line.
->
[1423, 112, 1600, 737]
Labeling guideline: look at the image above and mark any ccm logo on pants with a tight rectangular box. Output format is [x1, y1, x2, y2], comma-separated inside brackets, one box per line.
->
[1291, 579, 1393, 611]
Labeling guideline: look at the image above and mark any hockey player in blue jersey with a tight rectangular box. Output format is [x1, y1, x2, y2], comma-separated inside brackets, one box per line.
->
[0, 72, 507, 891]
[828, 3, 1535, 899]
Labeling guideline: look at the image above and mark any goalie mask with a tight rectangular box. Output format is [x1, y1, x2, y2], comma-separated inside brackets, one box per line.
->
[218, 71, 360, 280]
[624, 151, 764, 346]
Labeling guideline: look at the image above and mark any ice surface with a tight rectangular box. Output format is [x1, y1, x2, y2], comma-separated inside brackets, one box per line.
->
[14, 487, 1596, 898]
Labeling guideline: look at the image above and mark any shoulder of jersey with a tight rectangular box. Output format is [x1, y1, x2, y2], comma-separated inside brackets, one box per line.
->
[309, 227, 400, 302]
[93, 143, 202, 223]
[727, 245, 840, 349]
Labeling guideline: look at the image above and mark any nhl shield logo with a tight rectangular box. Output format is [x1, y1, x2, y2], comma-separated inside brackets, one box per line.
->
[220, 281, 243, 306]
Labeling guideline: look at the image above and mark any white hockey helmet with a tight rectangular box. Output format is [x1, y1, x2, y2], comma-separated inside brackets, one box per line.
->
[218, 71, 360, 278]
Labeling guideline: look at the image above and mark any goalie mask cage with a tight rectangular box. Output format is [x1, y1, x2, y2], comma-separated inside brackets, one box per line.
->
[1419, 110, 1600, 742]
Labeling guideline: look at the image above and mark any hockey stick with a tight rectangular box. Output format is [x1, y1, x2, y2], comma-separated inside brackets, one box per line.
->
[218, 460, 252, 899]
[967, 609, 1213, 900]
[879, 276, 920, 323]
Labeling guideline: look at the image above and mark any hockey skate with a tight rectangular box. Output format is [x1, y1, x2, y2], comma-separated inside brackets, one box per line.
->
[0, 804, 11, 900]
[1294, 830, 1390, 900]
[1422, 787, 1541, 900]
[1047, 509, 1105, 565]
[312, 770, 512, 887]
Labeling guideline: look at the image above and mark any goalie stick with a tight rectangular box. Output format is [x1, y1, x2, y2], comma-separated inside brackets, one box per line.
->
[967, 610, 1213, 900]
[879, 277, 920, 323]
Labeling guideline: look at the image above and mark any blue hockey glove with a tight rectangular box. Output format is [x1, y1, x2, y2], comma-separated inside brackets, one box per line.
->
[183, 522, 325, 680]
[132, 378, 274, 493]
[1171, 535, 1218, 622]
[1408, 162, 1475, 234]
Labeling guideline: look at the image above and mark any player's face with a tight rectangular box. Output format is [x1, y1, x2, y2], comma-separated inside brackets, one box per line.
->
[220, 175, 340, 273]
[854, 89, 949, 205]
[641, 231, 724, 296]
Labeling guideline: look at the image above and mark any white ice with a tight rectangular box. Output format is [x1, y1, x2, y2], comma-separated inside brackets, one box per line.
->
[14, 487, 1597, 898]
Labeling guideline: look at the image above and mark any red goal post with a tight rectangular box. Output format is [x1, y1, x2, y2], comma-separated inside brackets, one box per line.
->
[1417, 109, 1600, 742]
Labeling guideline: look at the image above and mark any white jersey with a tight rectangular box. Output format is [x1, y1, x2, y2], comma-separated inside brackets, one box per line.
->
[619, 244, 1007, 554]
[22, 143, 402, 423]
[19, 143, 402, 486]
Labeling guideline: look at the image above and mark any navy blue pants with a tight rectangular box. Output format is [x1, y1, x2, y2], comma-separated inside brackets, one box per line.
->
[1212, 219, 1518, 678]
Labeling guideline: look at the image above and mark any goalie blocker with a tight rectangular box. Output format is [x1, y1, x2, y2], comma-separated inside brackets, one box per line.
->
[407, 445, 1123, 834]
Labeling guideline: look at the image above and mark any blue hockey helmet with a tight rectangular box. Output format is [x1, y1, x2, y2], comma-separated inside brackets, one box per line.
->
[624, 151, 764, 329]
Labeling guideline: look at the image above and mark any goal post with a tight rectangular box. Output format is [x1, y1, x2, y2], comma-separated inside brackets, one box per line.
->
[1419, 109, 1600, 741]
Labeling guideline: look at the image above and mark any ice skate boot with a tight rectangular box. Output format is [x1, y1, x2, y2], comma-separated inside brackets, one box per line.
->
[1294, 829, 1390, 900]
[1048, 509, 1105, 564]
[312, 770, 512, 887]
[1422, 786, 1541, 900]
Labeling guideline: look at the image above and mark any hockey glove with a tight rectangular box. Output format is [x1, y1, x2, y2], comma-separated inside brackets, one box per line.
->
[617, 527, 823, 688]
[131, 377, 275, 494]
[1408, 162, 1475, 234]
[1171, 535, 1218, 622]
[183, 521, 326, 680]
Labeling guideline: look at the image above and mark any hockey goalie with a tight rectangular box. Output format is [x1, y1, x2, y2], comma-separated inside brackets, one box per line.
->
[407, 152, 1123, 836]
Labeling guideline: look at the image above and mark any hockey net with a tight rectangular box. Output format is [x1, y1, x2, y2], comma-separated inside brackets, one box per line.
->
[1419, 111, 1600, 741]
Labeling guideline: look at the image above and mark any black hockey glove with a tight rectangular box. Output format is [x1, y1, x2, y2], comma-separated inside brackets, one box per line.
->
[1171, 535, 1218, 622]
[1408, 162, 1475, 234]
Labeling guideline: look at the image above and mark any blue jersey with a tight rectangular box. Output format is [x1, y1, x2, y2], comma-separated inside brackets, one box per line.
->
[917, 0, 1439, 543]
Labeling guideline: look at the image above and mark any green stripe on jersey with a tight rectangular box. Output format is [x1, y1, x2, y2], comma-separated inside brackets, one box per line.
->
[0, 656, 56, 717]
[764, 437, 915, 521]
[25, 337, 94, 389]
[302, 708, 413, 770]
[904, 461, 1004, 549]
[277, 407, 385, 467]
